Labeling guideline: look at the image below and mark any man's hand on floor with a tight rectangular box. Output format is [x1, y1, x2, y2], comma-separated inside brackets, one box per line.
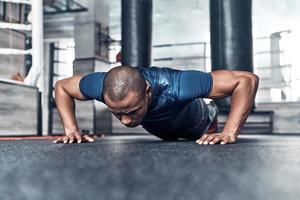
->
[196, 133, 236, 145]
[53, 131, 95, 144]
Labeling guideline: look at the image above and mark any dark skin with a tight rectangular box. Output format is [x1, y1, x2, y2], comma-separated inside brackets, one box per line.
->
[53, 69, 259, 145]
[104, 82, 152, 128]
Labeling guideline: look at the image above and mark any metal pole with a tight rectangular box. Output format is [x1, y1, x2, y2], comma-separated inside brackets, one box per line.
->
[25, 0, 44, 91]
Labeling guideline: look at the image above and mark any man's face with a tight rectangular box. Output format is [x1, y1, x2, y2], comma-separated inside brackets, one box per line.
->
[104, 84, 151, 128]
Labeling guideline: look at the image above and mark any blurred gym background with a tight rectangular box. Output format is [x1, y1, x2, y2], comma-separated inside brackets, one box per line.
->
[0, 0, 299, 136]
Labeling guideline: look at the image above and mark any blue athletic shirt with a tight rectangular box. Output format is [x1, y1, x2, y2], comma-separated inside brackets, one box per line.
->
[79, 66, 213, 134]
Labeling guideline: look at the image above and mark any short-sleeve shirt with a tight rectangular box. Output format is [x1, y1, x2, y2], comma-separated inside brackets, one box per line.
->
[79, 66, 213, 134]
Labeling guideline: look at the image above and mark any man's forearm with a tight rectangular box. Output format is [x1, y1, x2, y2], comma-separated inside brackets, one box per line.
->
[222, 75, 259, 138]
[55, 81, 80, 135]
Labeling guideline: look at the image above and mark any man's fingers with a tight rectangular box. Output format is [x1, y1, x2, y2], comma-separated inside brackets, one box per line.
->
[209, 137, 221, 145]
[220, 138, 229, 145]
[220, 135, 235, 145]
[68, 134, 75, 143]
[83, 135, 95, 143]
[196, 133, 236, 145]
[53, 138, 63, 144]
[196, 134, 209, 144]
[203, 135, 215, 145]
[63, 135, 69, 144]
[74, 132, 82, 143]
[53, 132, 98, 144]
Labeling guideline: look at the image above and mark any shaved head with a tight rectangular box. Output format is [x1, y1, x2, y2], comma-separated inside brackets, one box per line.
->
[103, 65, 147, 102]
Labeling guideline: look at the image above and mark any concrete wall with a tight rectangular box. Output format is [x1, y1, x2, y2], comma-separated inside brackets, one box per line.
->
[0, 30, 25, 79]
[257, 102, 300, 134]
[44, 14, 74, 40]
[253, 0, 300, 102]
[0, 79, 40, 136]
[253, 0, 300, 36]
[74, 0, 110, 60]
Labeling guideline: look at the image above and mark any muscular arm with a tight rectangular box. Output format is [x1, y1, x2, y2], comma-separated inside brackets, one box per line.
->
[54, 76, 87, 134]
[197, 70, 259, 145]
[53, 76, 95, 144]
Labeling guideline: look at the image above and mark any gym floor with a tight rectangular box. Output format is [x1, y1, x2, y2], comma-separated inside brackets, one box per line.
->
[0, 134, 299, 200]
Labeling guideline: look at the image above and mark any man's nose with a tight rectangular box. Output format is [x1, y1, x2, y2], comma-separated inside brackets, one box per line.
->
[121, 115, 132, 125]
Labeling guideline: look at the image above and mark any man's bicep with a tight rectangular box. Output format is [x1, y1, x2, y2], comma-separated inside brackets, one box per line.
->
[57, 76, 88, 101]
[207, 70, 243, 99]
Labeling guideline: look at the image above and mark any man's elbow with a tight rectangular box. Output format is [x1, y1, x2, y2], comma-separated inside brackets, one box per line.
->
[240, 73, 259, 91]
[249, 73, 259, 90]
[54, 79, 68, 94]
[54, 79, 63, 92]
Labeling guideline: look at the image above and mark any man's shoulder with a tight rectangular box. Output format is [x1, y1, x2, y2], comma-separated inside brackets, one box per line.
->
[79, 72, 107, 102]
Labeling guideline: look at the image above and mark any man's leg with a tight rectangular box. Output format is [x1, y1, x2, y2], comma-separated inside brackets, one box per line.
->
[175, 99, 218, 140]
[143, 99, 219, 141]
[205, 101, 219, 134]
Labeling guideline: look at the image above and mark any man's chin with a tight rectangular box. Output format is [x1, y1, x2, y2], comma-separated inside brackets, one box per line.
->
[125, 123, 140, 128]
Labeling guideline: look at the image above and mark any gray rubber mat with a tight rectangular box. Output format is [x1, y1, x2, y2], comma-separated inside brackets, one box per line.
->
[0, 134, 299, 200]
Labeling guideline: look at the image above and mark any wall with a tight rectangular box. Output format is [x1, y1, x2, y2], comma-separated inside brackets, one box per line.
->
[109, 0, 211, 71]
[0, 30, 25, 79]
[74, 0, 110, 59]
[257, 102, 300, 134]
[0, 80, 40, 136]
[252, 0, 300, 102]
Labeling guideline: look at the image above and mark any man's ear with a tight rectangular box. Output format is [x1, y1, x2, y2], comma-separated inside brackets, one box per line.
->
[145, 81, 152, 97]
